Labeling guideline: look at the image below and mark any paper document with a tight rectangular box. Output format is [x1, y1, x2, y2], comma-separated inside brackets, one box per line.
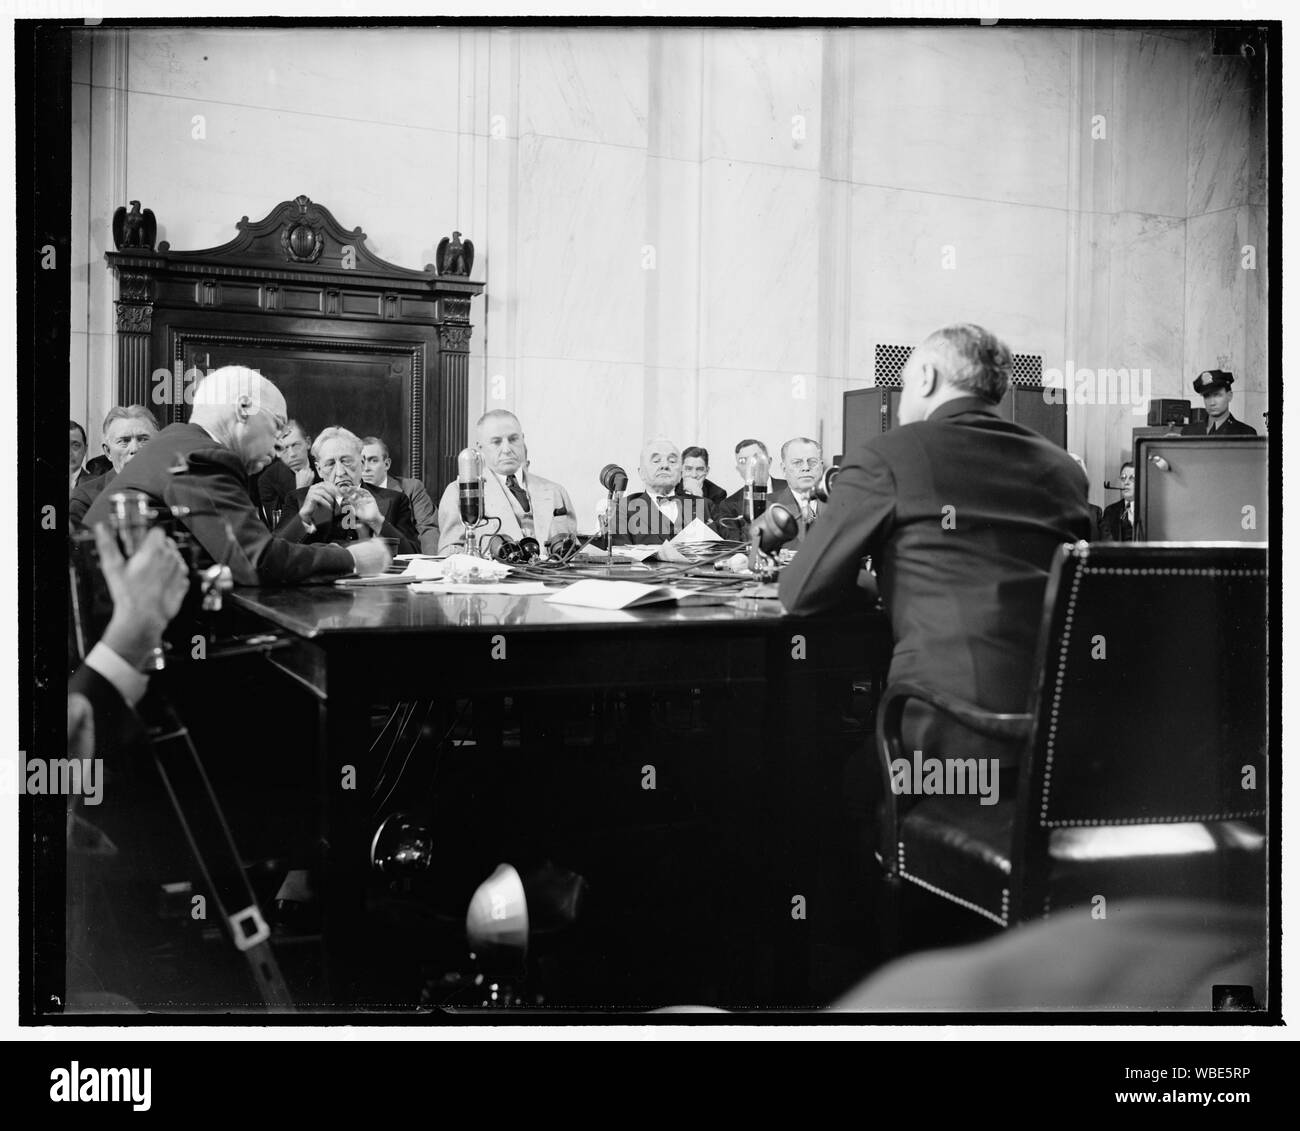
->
[546, 579, 734, 610]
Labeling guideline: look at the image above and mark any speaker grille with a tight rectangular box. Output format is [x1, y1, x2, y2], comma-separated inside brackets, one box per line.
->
[873, 343, 1044, 388]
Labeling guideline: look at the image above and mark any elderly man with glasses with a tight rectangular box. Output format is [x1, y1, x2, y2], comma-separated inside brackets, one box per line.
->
[1099, 462, 1138, 542]
[275, 425, 419, 554]
[771, 437, 825, 548]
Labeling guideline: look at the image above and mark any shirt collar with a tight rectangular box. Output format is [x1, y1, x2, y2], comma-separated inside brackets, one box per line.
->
[491, 466, 528, 490]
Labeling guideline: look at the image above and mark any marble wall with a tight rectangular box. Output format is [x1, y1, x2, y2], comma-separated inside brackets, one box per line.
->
[69, 24, 1270, 511]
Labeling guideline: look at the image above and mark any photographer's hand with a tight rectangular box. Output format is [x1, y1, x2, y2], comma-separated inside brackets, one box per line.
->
[93, 523, 189, 670]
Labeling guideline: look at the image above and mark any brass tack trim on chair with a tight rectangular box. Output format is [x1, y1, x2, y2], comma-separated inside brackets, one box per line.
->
[897, 862, 1010, 928]
[1040, 811, 1263, 829]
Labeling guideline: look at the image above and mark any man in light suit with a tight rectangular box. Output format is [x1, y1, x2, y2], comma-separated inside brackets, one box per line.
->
[770, 436, 825, 550]
[360, 435, 440, 554]
[437, 410, 577, 556]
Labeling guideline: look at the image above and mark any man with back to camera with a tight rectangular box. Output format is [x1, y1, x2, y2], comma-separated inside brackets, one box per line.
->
[436, 410, 577, 556]
[779, 323, 1092, 769]
[70, 405, 160, 530]
[1181, 370, 1257, 436]
[83, 366, 390, 583]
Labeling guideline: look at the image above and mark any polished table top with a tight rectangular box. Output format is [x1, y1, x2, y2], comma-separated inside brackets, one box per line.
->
[229, 580, 882, 639]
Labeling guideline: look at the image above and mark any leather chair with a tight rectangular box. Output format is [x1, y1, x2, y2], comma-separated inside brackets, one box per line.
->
[875, 542, 1267, 948]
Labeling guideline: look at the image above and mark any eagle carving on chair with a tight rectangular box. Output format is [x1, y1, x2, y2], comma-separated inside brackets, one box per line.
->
[112, 201, 158, 250]
[435, 231, 474, 277]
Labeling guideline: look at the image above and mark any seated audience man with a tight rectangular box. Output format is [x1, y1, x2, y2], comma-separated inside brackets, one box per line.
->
[779, 323, 1091, 769]
[437, 410, 577, 555]
[714, 438, 788, 539]
[69, 420, 92, 495]
[679, 446, 728, 506]
[1099, 461, 1137, 542]
[1182, 369, 1257, 435]
[770, 436, 825, 548]
[276, 426, 419, 554]
[70, 405, 160, 529]
[84, 366, 389, 583]
[1067, 452, 1104, 540]
[611, 438, 715, 545]
[256, 419, 315, 523]
[360, 436, 440, 554]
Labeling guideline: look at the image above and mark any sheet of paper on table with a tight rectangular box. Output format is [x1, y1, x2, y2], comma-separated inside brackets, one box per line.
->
[409, 580, 551, 595]
[546, 578, 734, 610]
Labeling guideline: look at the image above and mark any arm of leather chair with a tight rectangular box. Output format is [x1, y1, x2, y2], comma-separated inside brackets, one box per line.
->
[874, 681, 1032, 878]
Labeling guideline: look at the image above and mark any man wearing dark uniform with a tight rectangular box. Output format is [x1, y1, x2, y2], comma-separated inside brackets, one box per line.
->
[1182, 370, 1257, 435]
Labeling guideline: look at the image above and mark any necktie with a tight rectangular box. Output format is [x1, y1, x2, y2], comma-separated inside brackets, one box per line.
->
[505, 474, 531, 513]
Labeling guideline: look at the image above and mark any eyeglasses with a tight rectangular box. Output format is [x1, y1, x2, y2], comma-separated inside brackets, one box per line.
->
[786, 459, 823, 471]
[1119, 473, 1136, 483]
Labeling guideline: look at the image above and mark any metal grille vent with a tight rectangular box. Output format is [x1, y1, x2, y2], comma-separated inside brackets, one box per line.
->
[873, 343, 1044, 387]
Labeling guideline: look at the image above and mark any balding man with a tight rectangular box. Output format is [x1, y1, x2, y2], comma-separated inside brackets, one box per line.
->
[276, 426, 419, 554]
[780, 324, 1091, 769]
[436, 410, 577, 556]
[83, 366, 389, 583]
[70, 405, 160, 529]
[612, 438, 715, 545]
[360, 436, 439, 554]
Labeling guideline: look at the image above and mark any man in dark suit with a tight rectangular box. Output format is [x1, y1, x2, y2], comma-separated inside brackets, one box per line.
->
[779, 323, 1091, 767]
[679, 446, 728, 507]
[611, 438, 715, 545]
[255, 419, 316, 524]
[276, 425, 420, 554]
[768, 436, 826, 549]
[1099, 461, 1137, 542]
[360, 435, 440, 554]
[714, 438, 788, 540]
[84, 366, 389, 583]
[70, 405, 160, 530]
[69, 420, 92, 495]
[1182, 370, 1257, 435]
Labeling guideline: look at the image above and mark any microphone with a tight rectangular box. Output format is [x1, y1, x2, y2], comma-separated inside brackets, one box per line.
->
[814, 462, 841, 503]
[752, 503, 799, 554]
[457, 447, 484, 526]
[599, 463, 628, 493]
[744, 452, 769, 523]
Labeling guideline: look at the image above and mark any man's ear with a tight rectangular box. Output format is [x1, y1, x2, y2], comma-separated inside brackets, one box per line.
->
[918, 362, 939, 398]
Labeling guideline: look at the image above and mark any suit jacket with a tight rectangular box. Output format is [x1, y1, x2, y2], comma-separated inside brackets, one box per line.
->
[277, 482, 420, 554]
[1099, 500, 1137, 542]
[70, 465, 94, 496]
[256, 458, 304, 516]
[387, 475, 440, 555]
[778, 397, 1091, 764]
[437, 469, 577, 555]
[85, 455, 113, 478]
[70, 469, 117, 531]
[1181, 414, 1257, 436]
[608, 492, 716, 545]
[767, 485, 820, 550]
[714, 477, 790, 540]
[680, 478, 728, 507]
[83, 423, 354, 585]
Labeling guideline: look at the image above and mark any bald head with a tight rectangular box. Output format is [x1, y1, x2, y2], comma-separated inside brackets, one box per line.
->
[640, 437, 682, 494]
[189, 366, 288, 475]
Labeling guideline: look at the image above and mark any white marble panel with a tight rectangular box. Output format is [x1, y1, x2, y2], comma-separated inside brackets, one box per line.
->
[86, 81, 123, 336]
[697, 367, 819, 495]
[1107, 212, 1186, 401]
[1114, 31, 1192, 219]
[70, 80, 92, 336]
[83, 332, 118, 447]
[641, 366, 702, 464]
[125, 93, 459, 267]
[70, 29, 92, 85]
[513, 135, 646, 365]
[1242, 204, 1268, 398]
[699, 161, 820, 375]
[704, 29, 822, 172]
[648, 29, 704, 162]
[508, 357, 646, 525]
[516, 28, 648, 149]
[125, 27, 464, 136]
[850, 26, 1072, 210]
[644, 156, 702, 373]
[1186, 50, 1264, 217]
[69, 332, 90, 437]
[1183, 207, 1249, 401]
[848, 185, 1067, 380]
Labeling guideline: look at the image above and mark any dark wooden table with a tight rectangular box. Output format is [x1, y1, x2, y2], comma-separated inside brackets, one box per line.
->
[229, 582, 893, 1008]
